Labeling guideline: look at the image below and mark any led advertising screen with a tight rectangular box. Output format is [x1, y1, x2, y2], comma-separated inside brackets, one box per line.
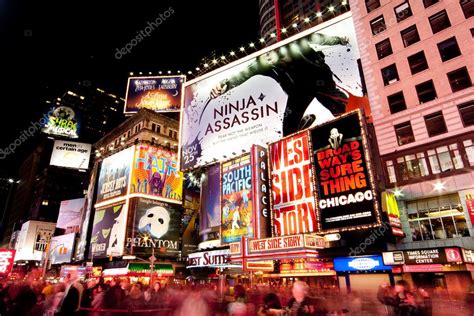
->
[130, 144, 183, 202]
[57, 198, 85, 233]
[50, 140, 91, 169]
[124, 76, 184, 114]
[200, 164, 221, 236]
[311, 111, 380, 232]
[269, 131, 317, 236]
[96, 146, 134, 204]
[49, 233, 76, 265]
[126, 198, 181, 257]
[0, 250, 15, 278]
[42, 106, 80, 139]
[90, 202, 128, 258]
[221, 154, 254, 243]
[181, 13, 367, 169]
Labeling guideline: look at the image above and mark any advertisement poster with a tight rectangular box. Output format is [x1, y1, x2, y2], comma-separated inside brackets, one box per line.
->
[49, 233, 76, 265]
[96, 146, 134, 204]
[130, 144, 182, 202]
[461, 191, 474, 226]
[382, 192, 405, 237]
[124, 76, 184, 114]
[200, 164, 221, 235]
[251, 145, 271, 239]
[57, 198, 85, 233]
[311, 111, 380, 232]
[126, 198, 181, 257]
[221, 154, 254, 243]
[14, 221, 56, 261]
[181, 179, 201, 256]
[50, 140, 91, 169]
[42, 106, 80, 139]
[269, 131, 317, 236]
[90, 202, 128, 258]
[181, 13, 367, 169]
[0, 250, 15, 278]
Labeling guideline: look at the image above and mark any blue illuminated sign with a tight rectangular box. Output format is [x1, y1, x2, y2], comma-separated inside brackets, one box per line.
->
[334, 255, 391, 272]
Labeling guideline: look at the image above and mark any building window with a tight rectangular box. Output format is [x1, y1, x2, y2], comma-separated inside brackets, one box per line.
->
[423, 0, 439, 8]
[428, 144, 464, 173]
[394, 1, 412, 22]
[425, 111, 447, 137]
[458, 102, 474, 127]
[156, 125, 161, 134]
[381, 64, 399, 86]
[370, 15, 386, 35]
[396, 153, 430, 181]
[388, 91, 407, 114]
[152, 123, 156, 132]
[375, 39, 393, 59]
[463, 139, 474, 166]
[407, 194, 469, 241]
[460, 0, 474, 19]
[386, 160, 397, 183]
[401, 25, 420, 47]
[395, 121, 415, 146]
[448, 67, 472, 92]
[127, 130, 131, 138]
[429, 10, 451, 34]
[366, 0, 381, 13]
[415, 80, 437, 104]
[407, 51, 428, 74]
[437, 37, 461, 62]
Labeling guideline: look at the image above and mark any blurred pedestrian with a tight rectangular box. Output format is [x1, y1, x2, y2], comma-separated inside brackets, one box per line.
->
[258, 292, 284, 315]
[383, 280, 426, 316]
[58, 271, 84, 316]
[228, 284, 249, 316]
[91, 283, 106, 316]
[286, 281, 327, 316]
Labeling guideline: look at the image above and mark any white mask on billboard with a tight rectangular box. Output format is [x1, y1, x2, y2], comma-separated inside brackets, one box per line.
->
[138, 206, 170, 239]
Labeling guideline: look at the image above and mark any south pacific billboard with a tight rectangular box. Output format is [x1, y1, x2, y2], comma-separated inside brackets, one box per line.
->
[124, 76, 185, 114]
[130, 144, 183, 202]
[269, 131, 318, 236]
[126, 198, 181, 257]
[96, 147, 134, 204]
[90, 202, 128, 258]
[311, 111, 381, 232]
[181, 13, 368, 169]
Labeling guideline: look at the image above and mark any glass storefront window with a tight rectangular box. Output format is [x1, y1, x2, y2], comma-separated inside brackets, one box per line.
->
[437, 146, 454, 172]
[449, 144, 464, 169]
[420, 219, 434, 240]
[431, 218, 445, 239]
[454, 215, 469, 237]
[410, 221, 422, 241]
[442, 217, 456, 238]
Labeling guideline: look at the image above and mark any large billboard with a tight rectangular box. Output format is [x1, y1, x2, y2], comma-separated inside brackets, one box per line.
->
[42, 106, 80, 139]
[90, 202, 128, 258]
[124, 76, 184, 114]
[126, 198, 181, 257]
[181, 13, 366, 169]
[200, 164, 221, 236]
[14, 221, 56, 261]
[130, 144, 183, 202]
[57, 198, 85, 233]
[49, 233, 76, 265]
[269, 131, 318, 236]
[0, 250, 15, 278]
[50, 140, 91, 169]
[221, 154, 254, 243]
[96, 147, 134, 204]
[311, 111, 380, 232]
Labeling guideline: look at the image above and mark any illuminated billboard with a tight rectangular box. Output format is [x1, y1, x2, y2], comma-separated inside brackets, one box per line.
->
[96, 147, 134, 204]
[126, 198, 181, 257]
[42, 106, 80, 138]
[14, 221, 56, 261]
[124, 76, 184, 114]
[90, 202, 128, 258]
[269, 131, 318, 236]
[57, 198, 85, 233]
[200, 164, 221, 236]
[0, 250, 15, 277]
[181, 13, 367, 169]
[50, 140, 91, 169]
[311, 111, 381, 232]
[130, 144, 183, 202]
[49, 233, 76, 264]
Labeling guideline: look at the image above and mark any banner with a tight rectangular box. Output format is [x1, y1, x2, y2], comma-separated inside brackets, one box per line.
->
[126, 198, 181, 257]
[57, 198, 85, 233]
[124, 76, 184, 113]
[221, 154, 254, 243]
[49, 233, 76, 265]
[269, 131, 317, 236]
[200, 164, 221, 235]
[382, 192, 405, 237]
[181, 13, 368, 169]
[311, 111, 380, 232]
[50, 140, 91, 169]
[0, 250, 15, 277]
[251, 145, 271, 239]
[130, 144, 182, 202]
[42, 106, 80, 139]
[96, 147, 134, 204]
[90, 202, 128, 258]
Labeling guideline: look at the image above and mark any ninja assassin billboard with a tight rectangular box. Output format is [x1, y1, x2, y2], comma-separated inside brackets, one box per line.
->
[181, 13, 368, 169]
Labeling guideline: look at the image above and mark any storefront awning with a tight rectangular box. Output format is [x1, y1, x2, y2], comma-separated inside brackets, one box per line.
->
[102, 263, 174, 277]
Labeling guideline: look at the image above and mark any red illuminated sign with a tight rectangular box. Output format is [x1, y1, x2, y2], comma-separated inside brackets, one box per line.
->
[0, 249, 16, 278]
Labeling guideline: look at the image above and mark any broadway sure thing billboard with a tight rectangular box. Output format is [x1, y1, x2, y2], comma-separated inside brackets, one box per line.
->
[181, 13, 367, 169]
[311, 111, 381, 232]
[124, 76, 185, 114]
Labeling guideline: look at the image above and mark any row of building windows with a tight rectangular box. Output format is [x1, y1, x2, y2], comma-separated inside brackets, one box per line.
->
[387, 66, 472, 114]
[385, 134, 474, 184]
[366, 0, 473, 18]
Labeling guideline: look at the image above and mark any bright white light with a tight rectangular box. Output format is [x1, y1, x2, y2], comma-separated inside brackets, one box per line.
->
[130, 72, 134, 75]
[212, 59, 218, 64]
[342, 0, 347, 5]
[204, 63, 209, 68]
[393, 189, 403, 197]
[316, 11, 323, 17]
[195, 67, 200, 71]
[158, 71, 162, 74]
[8, 179, 14, 183]
[259, 38, 265, 43]
[292, 23, 298, 28]
[239, 47, 245, 51]
[270, 33, 276, 38]
[304, 17, 310, 23]
[230, 51, 235, 56]
[139, 72, 143, 75]
[249, 42, 255, 47]
[167, 70, 171, 74]
[148, 72, 152, 75]
[328, 6, 335, 12]
[188, 71, 192, 74]
[281, 28, 287, 33]
[434, 182, 445, 191]
[221, 55, 226, 60]
[177, 70, 181, 73]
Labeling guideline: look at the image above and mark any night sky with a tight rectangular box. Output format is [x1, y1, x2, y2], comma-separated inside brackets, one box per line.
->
[0, 0, 260, 174]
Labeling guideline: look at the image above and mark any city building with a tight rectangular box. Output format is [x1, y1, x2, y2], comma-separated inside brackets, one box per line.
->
[350, 0, 474, 295]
